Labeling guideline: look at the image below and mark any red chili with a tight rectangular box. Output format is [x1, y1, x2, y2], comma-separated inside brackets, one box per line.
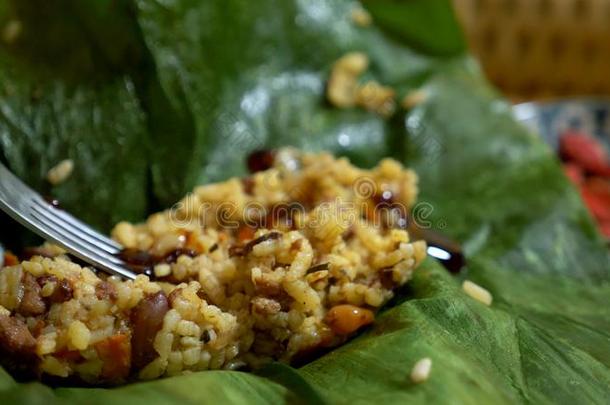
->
[560, 131, 610, 176]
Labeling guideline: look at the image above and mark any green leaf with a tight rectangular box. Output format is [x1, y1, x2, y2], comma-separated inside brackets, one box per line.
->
[0, 371, 292, 405]
[0, 0, 150, 234]
[362, 0, 467, 56]
[0, 0, 609, 404]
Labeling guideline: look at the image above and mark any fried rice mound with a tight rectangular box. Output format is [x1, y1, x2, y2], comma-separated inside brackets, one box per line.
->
[0, 149, 426, 383]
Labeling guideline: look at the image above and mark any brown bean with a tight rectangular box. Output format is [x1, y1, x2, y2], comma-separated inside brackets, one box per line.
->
[130, 291, 169, 370]
[246, 149, 275, 173]
[379, 267, 395, 289]
[49, 278, 74, 303]
[18, 272, 46, 316]
[324, 304, 374, 335]
[241, 177, 255, 195]
[0, 314, 36, 355]
[118, 248, 155, 276]
[38, 275, 73, 303]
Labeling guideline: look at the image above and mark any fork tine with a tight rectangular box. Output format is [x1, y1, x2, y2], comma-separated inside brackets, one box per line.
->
[28, 211, 136, 279]
[51, 208, 122, 250]
[31, 205, 125, 261]
[3, 168, 123, 252]
[0, 168, 119, 256]
[30, 200, 121, 254]
[0, 163, 121, 252]
[29, 209, 125, 266]
[0, 163, 136, 280]
[0, 165, 29, 204]
[1, 192, 135, 279]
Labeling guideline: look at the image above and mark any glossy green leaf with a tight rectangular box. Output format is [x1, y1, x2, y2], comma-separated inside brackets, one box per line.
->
[362, 0, 466, 56]
[0, 0, 149, 235]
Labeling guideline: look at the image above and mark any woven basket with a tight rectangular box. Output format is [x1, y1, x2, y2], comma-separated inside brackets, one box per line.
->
[453, 0, 610, 100]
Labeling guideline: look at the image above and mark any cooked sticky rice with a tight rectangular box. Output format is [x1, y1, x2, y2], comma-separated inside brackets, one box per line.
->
[0, 149, 426, 383]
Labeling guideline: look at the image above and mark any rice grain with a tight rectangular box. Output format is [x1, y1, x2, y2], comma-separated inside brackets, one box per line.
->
[410, 357, 432, 383]
[47, 159, 74, 185]
[462, 280, 493, 306]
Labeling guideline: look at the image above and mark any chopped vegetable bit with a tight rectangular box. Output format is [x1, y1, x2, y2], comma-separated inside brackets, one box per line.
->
[95, 334, 131, 380]
[3, 252, 19, 267]
[237, 225, 257, 242]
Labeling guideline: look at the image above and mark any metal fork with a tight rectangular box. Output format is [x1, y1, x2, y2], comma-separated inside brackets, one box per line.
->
[0, 163, 136, 279]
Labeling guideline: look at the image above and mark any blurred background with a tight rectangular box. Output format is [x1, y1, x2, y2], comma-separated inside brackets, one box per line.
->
[451, 0, 610, 239]
[453, 0, 610, 100]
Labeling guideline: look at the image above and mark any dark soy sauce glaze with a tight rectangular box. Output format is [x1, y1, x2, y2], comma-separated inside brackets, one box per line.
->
[117, 248, 200, 279]
[372, 189, 466, 274]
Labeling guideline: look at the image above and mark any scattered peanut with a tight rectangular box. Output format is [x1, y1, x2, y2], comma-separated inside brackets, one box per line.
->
[327, 52, 369, 108]
[401, 89, 428, 110]
[356, 81, 396, 117]
[327, 52, 397, 117]
[47, 159, 74, 185]
[351, 7, 372, 27]
[2, 20, 22, 44]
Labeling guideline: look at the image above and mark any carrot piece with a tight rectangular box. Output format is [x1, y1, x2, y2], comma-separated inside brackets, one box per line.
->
[324, 304, 374, 335]
[3, 252, 19, 266]
[95, 334, 131, 380]
[55, 349, 84, 363]
[237, 225, 256, 243]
